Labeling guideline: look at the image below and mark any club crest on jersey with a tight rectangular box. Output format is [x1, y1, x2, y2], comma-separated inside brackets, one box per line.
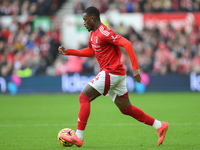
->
[94, 36, 98, 43]
[91, 36, 98, 43]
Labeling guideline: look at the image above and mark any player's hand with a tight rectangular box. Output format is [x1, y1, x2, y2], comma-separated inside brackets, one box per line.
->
[133, 69, 142, 83]
[58, 45, 67, 55]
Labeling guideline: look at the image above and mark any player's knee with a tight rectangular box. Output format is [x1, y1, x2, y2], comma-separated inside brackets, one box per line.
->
[120, 92, 129, 98]
[115, 95, 131, 110]
[120, 105, 132, 115]
[79, 93, 91, 103]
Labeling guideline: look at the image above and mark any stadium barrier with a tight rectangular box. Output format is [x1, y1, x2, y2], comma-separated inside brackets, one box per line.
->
[0, 72, 199, 95]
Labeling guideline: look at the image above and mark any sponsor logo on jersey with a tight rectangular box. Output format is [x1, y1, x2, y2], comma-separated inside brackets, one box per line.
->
[111, 35, 118, 42]
[91, 44, 101, 51]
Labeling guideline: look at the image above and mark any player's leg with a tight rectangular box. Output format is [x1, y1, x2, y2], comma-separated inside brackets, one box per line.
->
[115, 96, 169, 145]
[61, 84, 101, 147]
[75, 71, 108, 141]
[75, 84, 101, 140]
[109, 74, 169, 145]
[115, 96, 156, 126]
[61, 71, 106, 147]
[110, 74, 163, 128]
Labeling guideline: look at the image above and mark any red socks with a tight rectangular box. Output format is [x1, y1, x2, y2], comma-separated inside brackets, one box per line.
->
[77, 93, 91, 130]
[77, 93, 155, 130]
[121, 105, 155, 126]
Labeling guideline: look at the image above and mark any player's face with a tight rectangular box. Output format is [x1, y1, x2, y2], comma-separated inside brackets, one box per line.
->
[83, 13, 94, 32]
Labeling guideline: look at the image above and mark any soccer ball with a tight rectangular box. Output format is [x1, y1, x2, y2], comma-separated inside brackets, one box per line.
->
[58, 128, 75, 147]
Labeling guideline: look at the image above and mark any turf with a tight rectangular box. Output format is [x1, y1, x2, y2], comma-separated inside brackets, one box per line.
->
[0, 92, 199, 150]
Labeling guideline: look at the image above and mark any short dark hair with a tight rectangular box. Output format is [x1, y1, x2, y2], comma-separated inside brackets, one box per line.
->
[83, 6, 100, 21]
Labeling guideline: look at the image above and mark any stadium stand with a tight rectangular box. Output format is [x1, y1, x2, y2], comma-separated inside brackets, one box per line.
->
[0, 0, 200, 77]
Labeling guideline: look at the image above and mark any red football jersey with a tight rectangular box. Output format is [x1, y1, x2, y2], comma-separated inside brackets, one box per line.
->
[88, 23, 126, 75]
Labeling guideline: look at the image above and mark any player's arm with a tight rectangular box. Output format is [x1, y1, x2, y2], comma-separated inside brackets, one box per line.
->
[58, 45, 95, 57]
[117, 37, 141, 83]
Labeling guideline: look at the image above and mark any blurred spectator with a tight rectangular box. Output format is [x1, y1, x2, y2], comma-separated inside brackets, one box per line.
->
[178, 49, 192, 74]
[163, 0, 174, 12]
[116, 22, 127, 37]
[125, 0, 134, 13]
[192, 47, 200, 74]
[66, 56, 83, 73]
[29, 2, 38, 15]
[105, 3, 120, 16]
[55, 56, 68, 75]
[153, 41, 171, 75]
[74, 1, 85, 14]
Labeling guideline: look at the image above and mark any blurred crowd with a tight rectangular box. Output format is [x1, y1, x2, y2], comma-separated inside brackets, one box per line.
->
[0, 0, 200, 77]
[0, 0, 64, 16]
[117, 22, 200, 75]
[74, 0, 200, 14]
[0, 17, 61, 77]
[0, 0, 65, 77]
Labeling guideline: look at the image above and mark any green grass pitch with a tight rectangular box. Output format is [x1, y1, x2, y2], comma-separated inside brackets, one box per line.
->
[0, 92, 199, 150]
